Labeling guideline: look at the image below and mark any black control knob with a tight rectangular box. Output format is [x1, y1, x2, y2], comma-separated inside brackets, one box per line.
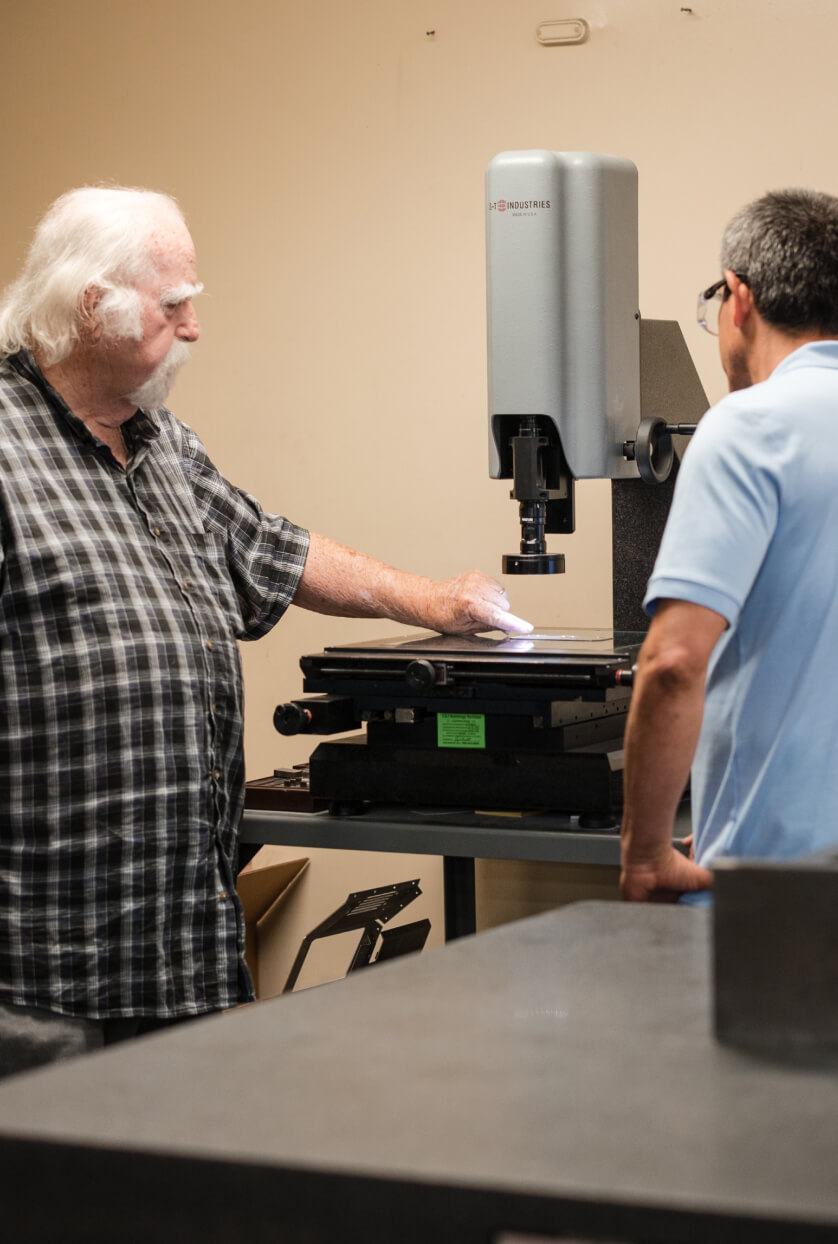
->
[634, 417, 673, 484]
[273, 702, 312, 735]
[624, 419, 697, 484]
[405, 659, 437, 691]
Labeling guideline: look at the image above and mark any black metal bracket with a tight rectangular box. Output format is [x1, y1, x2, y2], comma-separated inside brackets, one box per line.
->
[283, 879, 428, 992]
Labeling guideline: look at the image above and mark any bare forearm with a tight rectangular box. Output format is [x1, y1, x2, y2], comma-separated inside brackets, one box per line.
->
[292, 532, 532, 635]
[620, 662, 704, 868]
[293, 532, 436, 623]
[619, 600, 724, 901]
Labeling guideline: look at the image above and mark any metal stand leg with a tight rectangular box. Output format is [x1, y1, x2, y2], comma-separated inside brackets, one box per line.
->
[443, 856, 476, 941]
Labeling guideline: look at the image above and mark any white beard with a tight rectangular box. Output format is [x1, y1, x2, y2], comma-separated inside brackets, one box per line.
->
[125, 339, 192, 409]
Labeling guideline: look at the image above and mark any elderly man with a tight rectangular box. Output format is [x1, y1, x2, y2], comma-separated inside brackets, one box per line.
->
[620, 189, 838, 903]
[0, 186, 530, 1074]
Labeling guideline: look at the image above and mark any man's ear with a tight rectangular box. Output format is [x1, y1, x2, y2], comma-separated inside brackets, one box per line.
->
[725, 270, 755, 331]
[80, 286, 103, 343]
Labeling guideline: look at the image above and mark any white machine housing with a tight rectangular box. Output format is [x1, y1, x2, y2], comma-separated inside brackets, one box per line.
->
[487, 149, 641, 481]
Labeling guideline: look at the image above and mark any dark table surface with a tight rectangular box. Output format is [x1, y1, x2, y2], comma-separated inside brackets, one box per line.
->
[0, 901, 837, 1243]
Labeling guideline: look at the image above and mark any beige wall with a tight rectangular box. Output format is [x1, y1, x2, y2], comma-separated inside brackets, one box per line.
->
[2, 0, 836, 924]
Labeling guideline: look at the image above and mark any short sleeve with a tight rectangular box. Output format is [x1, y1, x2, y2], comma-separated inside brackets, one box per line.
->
[177, 421, 310, 638]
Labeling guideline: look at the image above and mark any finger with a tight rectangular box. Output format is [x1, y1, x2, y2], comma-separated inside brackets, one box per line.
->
[489, 607, 534, 635]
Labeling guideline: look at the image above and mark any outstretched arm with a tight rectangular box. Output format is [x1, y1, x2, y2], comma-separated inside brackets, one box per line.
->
[620, 599, 726, 902]
[292, 532, 533, 636]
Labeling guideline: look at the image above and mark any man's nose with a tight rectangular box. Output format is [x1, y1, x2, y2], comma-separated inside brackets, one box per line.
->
[177, 301, 200, 342]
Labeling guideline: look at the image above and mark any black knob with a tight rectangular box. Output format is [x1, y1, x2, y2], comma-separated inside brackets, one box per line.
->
[405, 659, 437, 691]
[634, 417, 674, 484]
[273, 703, 312, 735]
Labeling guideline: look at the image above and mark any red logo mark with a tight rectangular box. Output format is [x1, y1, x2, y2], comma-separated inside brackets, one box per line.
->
[497, 199, 507, 212]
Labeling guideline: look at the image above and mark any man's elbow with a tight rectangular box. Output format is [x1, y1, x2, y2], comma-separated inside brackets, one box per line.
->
[639, 643, 708, 697]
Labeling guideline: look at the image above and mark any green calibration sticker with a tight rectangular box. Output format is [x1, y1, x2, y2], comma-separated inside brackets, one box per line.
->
[437, 713, 486, 749]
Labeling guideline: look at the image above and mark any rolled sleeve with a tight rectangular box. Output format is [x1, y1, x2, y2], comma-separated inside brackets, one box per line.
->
[644, 577, 740, 625]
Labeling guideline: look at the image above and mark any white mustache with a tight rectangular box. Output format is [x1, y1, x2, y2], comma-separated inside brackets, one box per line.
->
[162, 339, 192, 372]
[126, 339, 192, 409]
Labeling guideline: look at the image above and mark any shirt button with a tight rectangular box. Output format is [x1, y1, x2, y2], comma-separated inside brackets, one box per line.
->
[218, 891, 228, 901]
[153, 527, 161, 536]
[213, 769, 221, 780]
[211, 703, 217, 714]
[206, 640, 213, 651]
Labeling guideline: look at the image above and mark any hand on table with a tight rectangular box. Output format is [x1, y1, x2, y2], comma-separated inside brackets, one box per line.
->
[620, 846, 713, 903]
[429, 570, 533, 636]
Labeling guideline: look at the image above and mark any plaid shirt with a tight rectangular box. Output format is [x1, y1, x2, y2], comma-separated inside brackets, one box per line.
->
[0, 351, 309, 1019]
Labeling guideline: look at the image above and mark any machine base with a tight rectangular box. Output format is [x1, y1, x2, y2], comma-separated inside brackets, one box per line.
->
[309, 734, 623, 820]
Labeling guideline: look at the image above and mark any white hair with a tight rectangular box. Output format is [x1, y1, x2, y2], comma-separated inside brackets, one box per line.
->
[0, 186, 188, 366]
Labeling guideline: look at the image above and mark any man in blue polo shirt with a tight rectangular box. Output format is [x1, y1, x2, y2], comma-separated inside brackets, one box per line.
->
[620, 189, 838, 903]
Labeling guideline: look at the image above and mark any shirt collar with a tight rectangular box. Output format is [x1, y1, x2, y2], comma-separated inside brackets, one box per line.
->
[771, 339, 838, 379]
[6, 349, 162, 458]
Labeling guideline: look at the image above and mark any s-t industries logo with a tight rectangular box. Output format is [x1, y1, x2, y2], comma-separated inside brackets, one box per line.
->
[488, 198, 551, 217]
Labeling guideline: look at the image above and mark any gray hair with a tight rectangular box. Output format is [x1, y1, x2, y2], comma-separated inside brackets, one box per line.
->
[0, 186, 187, 366]
[721, 189, 838, 334]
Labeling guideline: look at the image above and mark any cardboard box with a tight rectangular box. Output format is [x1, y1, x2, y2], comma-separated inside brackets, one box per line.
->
[237, 849, 310, 998]
[237, 845, 443, 998]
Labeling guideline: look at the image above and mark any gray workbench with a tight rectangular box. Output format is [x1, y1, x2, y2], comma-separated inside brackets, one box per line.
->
[240, 804, 691, 938]
[240, 805, 633, 865]
[1, 901, 837, 1242]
